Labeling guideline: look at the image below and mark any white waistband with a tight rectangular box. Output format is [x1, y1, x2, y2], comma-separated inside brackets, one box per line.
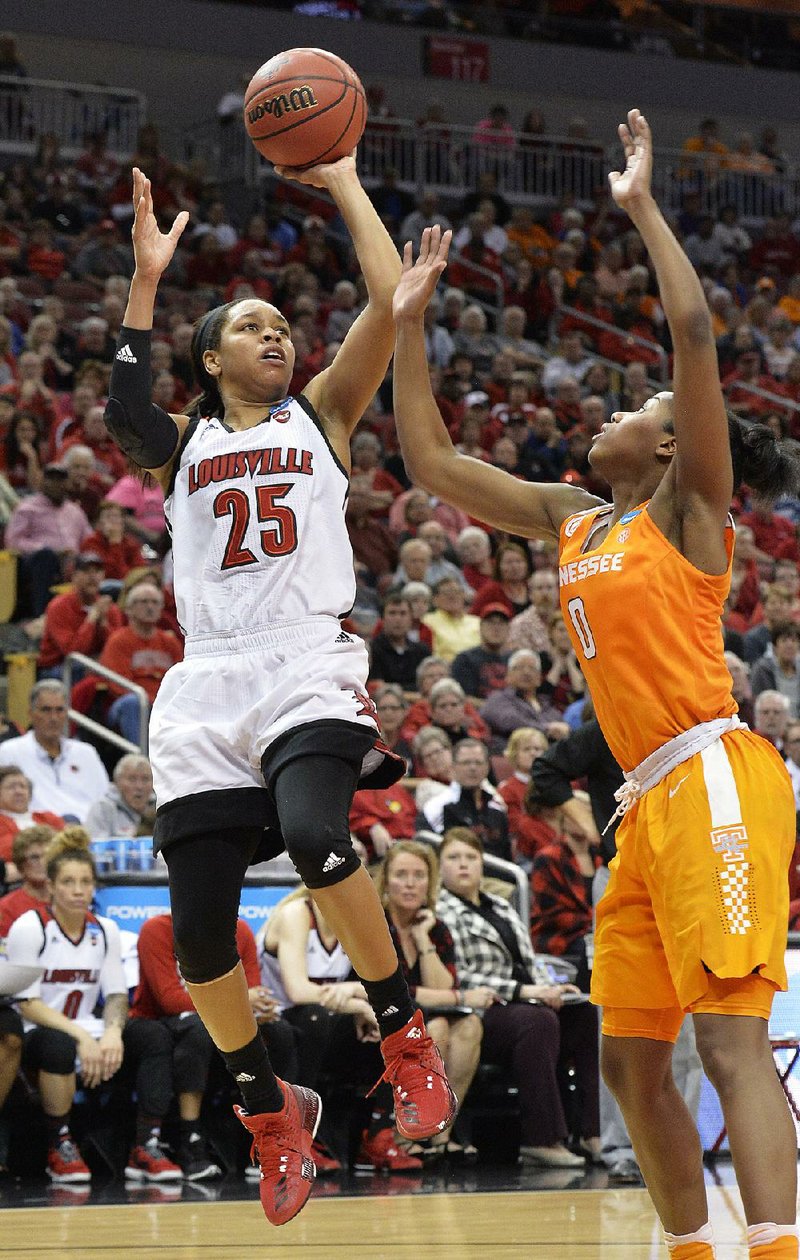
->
[603, 714, 743, 834]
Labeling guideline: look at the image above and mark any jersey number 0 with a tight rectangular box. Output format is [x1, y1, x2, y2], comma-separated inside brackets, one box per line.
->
[213, 483, 298, 570]
[566, 596, 597, 660]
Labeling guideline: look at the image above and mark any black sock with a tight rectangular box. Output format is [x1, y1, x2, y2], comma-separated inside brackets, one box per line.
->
[221, 1033, 284, 1114]
[360, 966, 415, 1038]
[45, 1114, 70, 1148]
[135, 1114, 161, 1147]
[179, 1119, 201, 1142]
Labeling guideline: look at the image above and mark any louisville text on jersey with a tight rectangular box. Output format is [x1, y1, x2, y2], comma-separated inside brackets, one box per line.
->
[559, 552, 625, 587]
[187, 447, 314, 495]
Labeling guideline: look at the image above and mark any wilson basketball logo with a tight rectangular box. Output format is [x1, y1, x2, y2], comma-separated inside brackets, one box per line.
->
[247, 85, 318, 124]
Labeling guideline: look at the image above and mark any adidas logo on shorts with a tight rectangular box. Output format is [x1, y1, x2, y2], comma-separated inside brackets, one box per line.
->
[335, 630, 352, 643]
[115, 343, 138, 364]
[235, 1072, 256, 1083]
[322, 852, 345, 873]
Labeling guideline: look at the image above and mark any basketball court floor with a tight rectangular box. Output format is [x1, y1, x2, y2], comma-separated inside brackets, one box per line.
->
[0, 1158, 778, 1259]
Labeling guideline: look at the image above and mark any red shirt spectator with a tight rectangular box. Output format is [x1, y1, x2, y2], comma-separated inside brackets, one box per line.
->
[131, 913, 259, 1019]
[740, 507, 800, 562]
[99, 623, 183, 704]
[349, 783, 418, 863]
[80, 500, 144, 579]
[38, 554, 124, 671]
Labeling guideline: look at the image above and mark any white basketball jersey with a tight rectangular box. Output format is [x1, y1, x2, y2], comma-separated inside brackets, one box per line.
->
[166, 396, 355, 639]
[259, 904, 352, 1013]
[7, 908, 127, 1038]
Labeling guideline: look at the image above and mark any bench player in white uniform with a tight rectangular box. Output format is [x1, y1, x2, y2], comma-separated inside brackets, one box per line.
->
[6, 829, 182, 1183]
[103, 158, 455, 1227]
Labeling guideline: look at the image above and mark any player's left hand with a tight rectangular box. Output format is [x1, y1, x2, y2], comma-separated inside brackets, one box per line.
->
[608, 109, 653, 211]
[274, 151, 357, 187]
[393, 225, 452, 323]
[97, 1029, 124, 1080]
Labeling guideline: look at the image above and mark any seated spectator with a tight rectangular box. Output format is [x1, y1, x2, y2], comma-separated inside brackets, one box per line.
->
[740, 502, 800, 565]
[784, 719, 800, 812]
[400, 657, 451, 737]
[0, 824, 53, 936]
[526, 787, 602, 993]
[750, 621, 800, 717]
[542, 612, 586, 712]
[389, 485, 470, 545]
[0, 681, 109, 822]
[417, 520, 472, 593]
[85, 753, 155, 840]
[6, 827, 183, 1183]
[80, 499, 144, 579]
[452, 605, 511, 701]
[59, 404, 127, 488]
[349, 431, 403, 518]
[347, 488, 398, 587]
[507, 568, 559, 655]
[131, 910, 294, 1182]
[437, 827, 599, 1167]
[422, 291, 455, 370]
[375, 840, 481, 1158]
[394, 537, 433, 589]
[754, 688, 790, 750]
[371, 684, 414, 768]
[542, 331, 593, 401]
[481, 650, 569, 744]
[0, 768, 63, 882]
[62, 444, 107, 523]
[724, 650, 754, 728]
[38, 552, 124, 678]
[455, 527, 493, 595]
[421, 737, 510, 861]
[0, 411, 47, 494]
[350, 767, 418, 862]
[400, 189, 453, 256]
[471, 541, 532, 619]
[412, 725, 455, 803]
[423, 577, 481, 662]
[5, 463, 92, 617]
[743, 583, 795, 663]
[425, 676, 491, 748]
[497, 727, 550, 864]
[451, 304, 500, 376]
[400, 580, 434, 648]
[72, 218, 132, 282]
[369, 594, 431, 690]
[98, 583, 183, 744]
[259, 888, 392, 1172]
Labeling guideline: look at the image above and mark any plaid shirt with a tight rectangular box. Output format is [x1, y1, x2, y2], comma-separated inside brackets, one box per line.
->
[529, 839, 597, 957]
[436, 886, 546, 1001]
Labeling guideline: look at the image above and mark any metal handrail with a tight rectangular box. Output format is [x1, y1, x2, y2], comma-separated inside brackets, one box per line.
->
[556, 303, 670, 384]
[723, 379, 800, 416]
[63, 651, 149, 754]
[415, 827, 529, 924]
[0, 73, 144, 158]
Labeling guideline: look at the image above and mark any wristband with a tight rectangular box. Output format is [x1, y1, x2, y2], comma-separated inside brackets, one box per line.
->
[419, 948, 436, 957]
[512, 982, 523, 1002]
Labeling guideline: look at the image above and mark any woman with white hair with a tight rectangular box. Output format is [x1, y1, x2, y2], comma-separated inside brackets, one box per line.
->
[84, 753, 155, 839]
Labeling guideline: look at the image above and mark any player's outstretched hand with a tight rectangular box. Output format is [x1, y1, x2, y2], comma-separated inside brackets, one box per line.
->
[273, 151, 357, 188]
[393, 225, 452, 323]
[131, 167, 189, 282]
[608, 109, 653, 212]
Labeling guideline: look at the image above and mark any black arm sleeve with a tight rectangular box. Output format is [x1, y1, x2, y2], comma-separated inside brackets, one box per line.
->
[105, 326, 180, 468]
[530, 720, 608, 807]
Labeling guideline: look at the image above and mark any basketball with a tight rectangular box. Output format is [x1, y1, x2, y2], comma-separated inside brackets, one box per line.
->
[243, 47, 367, 169]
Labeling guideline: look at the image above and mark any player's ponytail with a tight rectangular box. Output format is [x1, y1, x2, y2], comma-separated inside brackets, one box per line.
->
[46, 825, 97, 883]
[728, 412, 800, 503]
[186, 302, 237, 420]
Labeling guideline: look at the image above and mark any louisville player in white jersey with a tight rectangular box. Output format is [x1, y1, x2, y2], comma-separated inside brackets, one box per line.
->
[103, 156, 455, 1228]
[5, 828, 182, 1183]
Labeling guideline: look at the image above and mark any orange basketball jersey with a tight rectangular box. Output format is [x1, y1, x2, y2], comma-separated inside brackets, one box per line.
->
[558, 502, 737, 771]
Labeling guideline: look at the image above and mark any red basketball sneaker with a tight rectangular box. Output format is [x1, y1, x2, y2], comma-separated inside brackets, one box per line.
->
[235, 1081, 321, 1227]
[372, 1009, 457, 1140]
[46, 1133, 91, 1183]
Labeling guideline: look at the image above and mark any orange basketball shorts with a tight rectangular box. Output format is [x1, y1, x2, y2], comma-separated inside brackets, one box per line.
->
[591, 728, 795, 1040]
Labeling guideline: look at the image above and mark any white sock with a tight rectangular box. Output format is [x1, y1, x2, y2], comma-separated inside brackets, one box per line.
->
[747, 1223, 799, 1248]
[664, 1222, 715, 1251]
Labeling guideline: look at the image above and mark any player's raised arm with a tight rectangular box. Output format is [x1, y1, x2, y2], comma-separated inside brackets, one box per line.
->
[281, 153, 401, 439]
[609, 111, 731, 523]
[104, 168, 191, 489]
[392, 227, 600, 541]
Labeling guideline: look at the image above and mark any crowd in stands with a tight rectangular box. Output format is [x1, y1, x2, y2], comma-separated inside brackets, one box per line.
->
[2, 69, 800, 1184]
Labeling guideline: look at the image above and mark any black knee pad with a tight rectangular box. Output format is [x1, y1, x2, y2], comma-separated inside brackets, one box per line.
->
[283, 824, 362, 890]
[25, 1027, 77, 1075]
[171, 909, 240, 985]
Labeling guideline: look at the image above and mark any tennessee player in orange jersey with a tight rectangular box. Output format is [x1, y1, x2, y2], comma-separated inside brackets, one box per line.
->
[392, 111, 800, 1260]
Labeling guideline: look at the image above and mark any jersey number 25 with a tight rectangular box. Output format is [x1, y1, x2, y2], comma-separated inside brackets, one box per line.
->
[213, 483, 298, 570]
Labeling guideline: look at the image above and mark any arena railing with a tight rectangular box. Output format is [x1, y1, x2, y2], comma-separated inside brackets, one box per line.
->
[0, 74, 145, 159]
[415, 827, 530, 924]
[63, 651, 149, 756]
[721, 379, 800, 422]
[652, 149, 800, 224]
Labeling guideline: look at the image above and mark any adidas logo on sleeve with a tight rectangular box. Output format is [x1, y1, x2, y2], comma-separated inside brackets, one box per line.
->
[322, 852, 345, 873]
[116, 343, 138, 364]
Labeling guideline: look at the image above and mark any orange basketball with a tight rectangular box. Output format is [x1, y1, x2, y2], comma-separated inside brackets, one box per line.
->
[243, 47, 367, 169]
